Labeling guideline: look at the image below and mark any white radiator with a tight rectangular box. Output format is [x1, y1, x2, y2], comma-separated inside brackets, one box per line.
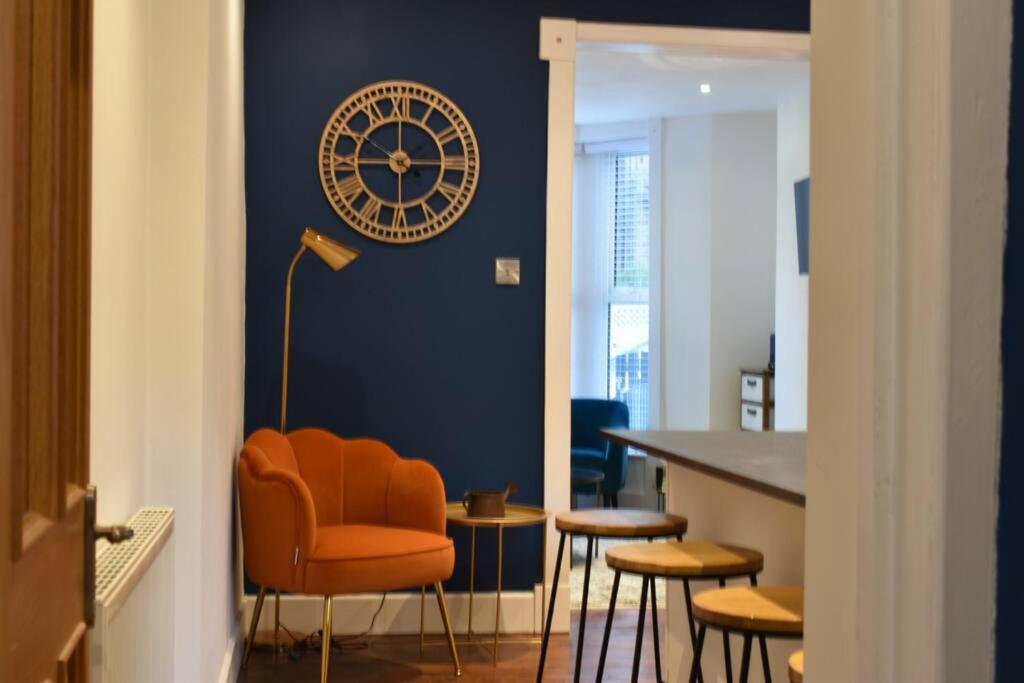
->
[91, 507, 176, 683]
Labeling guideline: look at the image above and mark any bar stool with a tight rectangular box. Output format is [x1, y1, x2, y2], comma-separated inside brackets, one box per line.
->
[691, 585, 804, 683]
[597, 540, 766, 683]
[535, 509, 689, 683]
[789, 650, 804, 683]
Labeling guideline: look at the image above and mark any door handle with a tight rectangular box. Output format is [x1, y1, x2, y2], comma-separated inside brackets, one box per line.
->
[84, 485, 134, 627]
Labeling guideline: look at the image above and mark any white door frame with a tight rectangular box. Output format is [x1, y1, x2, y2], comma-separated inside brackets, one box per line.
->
[805, 0, 1010, 681]
[538, 18, 810, 633]
[541, 8, 1011, 678]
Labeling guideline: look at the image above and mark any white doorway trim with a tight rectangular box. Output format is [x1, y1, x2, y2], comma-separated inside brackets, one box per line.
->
[805, 0, 1010, 681]
[538, 17, 809, 634]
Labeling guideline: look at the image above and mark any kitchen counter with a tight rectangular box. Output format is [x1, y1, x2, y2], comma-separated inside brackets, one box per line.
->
[601, 429, 806, 507]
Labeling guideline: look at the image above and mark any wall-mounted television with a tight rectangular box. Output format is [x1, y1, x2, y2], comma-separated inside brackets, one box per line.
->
[794, 177, 810, 274]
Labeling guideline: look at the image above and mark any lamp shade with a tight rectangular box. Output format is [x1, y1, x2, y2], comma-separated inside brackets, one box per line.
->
[300, 227, 360, 271]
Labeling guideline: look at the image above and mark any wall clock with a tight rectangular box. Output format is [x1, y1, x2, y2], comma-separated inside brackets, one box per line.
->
[318, 80, 480, 244]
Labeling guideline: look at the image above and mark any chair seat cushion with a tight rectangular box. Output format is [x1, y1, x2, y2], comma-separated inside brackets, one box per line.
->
[304, 524, 454, 595]
[571, 447, 606, 471]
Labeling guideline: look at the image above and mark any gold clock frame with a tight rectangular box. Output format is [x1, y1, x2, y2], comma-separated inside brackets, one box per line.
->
[318, 80, 480, 244]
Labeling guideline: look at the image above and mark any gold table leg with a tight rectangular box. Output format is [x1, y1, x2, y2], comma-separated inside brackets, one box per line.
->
[468, 526, 476, 638]
[494, 525, 503, 664]
[541, 521, 547, 635]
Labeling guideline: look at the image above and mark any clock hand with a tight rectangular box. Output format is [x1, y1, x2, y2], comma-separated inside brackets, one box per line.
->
[350, 131, 397, 160]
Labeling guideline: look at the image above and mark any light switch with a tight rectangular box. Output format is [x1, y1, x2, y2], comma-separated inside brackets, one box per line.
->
[495, 258, 520, 286]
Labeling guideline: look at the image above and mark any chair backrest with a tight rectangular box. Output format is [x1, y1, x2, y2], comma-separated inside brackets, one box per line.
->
[240, 427, 406, 527]
[571, 398, 630, 450]
[286, 428, 400, 526]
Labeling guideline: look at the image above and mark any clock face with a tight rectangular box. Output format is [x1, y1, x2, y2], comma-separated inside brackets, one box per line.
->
[318, 80, 480, 244]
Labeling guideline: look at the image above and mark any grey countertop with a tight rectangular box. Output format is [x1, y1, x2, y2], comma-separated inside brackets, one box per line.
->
[601, 429, 806, 507]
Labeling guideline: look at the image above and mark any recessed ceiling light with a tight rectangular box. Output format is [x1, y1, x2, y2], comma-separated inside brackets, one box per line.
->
[700, 83, 712, 95]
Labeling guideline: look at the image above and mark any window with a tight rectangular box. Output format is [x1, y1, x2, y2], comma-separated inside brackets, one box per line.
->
[571, 143, 651, 433]
[607, 152, 650, 431]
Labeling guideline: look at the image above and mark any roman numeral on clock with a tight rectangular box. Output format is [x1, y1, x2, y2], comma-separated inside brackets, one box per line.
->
[333, 154, 356, 171]
[392, 206, 408, 230]
[359, 197, 381, 223]
[437, 181, 461, 203]
[335, 175, 362, 203]
[361, 101, 385, 126]
[444, 156, 467, 171]
[390, 96, 410, 120]
[436, 126, 459, 146]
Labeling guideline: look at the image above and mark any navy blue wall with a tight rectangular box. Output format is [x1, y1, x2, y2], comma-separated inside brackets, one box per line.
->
[997, 1, 1023, 679]
[243, 0, 809, 591]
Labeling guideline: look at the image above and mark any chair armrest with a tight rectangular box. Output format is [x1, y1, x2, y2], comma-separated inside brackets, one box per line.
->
[238, 459, 318, 591]
[386, 458, 447, 535]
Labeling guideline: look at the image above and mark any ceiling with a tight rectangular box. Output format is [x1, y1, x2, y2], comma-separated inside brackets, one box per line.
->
[575, 49, 809, 126]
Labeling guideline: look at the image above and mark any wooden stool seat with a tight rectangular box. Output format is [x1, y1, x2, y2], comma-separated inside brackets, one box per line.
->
[789, 649, 804, 682]
[554, 508, 688, 537]
[605, 540, 764, 577]
[693, 585, 804, 636]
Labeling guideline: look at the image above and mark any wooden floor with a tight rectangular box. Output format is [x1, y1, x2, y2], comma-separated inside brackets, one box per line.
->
[239, 609, 661, 682]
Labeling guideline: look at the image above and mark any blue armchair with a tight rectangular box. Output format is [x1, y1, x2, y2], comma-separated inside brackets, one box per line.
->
[571, 398, 629, 507]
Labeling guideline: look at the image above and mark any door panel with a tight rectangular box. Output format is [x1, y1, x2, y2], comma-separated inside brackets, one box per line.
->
[1, 0, 94, 680]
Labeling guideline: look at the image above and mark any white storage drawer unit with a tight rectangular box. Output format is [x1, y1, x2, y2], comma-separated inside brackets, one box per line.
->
[740, 368, 774, 431]
[741, 402, 765, 431]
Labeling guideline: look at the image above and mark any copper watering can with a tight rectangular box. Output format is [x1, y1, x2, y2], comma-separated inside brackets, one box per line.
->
[462, 483, 519, 518]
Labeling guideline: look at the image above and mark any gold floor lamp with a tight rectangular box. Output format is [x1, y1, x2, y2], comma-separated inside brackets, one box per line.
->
[262, 228, 360, 660]
[280, 227, 360, 432]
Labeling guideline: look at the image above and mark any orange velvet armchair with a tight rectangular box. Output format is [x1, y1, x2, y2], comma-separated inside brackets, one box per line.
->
[237, 428, 461, 680]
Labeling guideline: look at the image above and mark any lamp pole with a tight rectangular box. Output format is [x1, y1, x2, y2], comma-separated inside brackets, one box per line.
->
[277, 228, 360, 434]
[280, 244, 308, 432]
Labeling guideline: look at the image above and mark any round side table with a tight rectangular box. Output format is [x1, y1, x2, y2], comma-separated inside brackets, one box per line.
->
[423, 503, 548, 665]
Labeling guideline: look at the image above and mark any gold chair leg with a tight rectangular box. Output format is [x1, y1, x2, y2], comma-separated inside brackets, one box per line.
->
[274, 590, 281, 659]
[434, 582, 462, 677]
[321, 595, 333, 683]
[420, 585, 426, 655]
[242, 586, 267, 669]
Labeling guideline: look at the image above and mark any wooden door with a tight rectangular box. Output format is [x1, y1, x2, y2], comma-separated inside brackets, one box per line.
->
[0, 0, 95, 681]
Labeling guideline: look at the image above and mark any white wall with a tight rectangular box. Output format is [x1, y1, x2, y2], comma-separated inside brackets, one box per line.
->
[774, 83, 810, 429]
[708, 113, 777, 428]
[661, 112, 776, 430]
[90, 0, 246, 680]
[661, 115, 713, 429]
[91, 0, 151, 528]
[202, 0, 247, 677]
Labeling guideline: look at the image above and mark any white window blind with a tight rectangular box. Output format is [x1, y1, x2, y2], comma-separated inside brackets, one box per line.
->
[611, 153, 650, 290]
[607, 152, 650, 432]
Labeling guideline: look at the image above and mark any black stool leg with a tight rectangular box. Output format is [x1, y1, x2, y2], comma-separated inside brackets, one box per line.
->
[759, 635, 772, 683]
[631, 575, 650, 683]
[650, 574, 663, 683]
[739, 634, 753, 683]
[595, 570, 621, 683]
[536, 531, 566, 683]
[720, 578, 733, 683]
[683, 580, 704, 683]
[573, 535, 595, 683]
[688, 624, 707, 683]
[749, 573, 771, 683]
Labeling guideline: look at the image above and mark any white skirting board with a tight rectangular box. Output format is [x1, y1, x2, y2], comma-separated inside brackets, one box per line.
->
[240, 582, 569, 637]
[217, 634, 241, 683]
